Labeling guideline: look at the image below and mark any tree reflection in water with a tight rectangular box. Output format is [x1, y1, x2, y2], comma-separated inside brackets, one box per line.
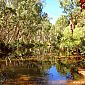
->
[0, 59, 50, 85]
[0, 56, 85, 85]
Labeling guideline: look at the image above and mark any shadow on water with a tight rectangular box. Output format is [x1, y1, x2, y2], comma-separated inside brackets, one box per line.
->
[0, 55, 85, 85]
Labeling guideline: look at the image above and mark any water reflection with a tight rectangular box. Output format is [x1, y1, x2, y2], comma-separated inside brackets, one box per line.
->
[48, 65, 67, 81]
[0, 56, 85, 85]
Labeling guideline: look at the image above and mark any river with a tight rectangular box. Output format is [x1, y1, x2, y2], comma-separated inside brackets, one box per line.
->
[0, 55, 85, 85]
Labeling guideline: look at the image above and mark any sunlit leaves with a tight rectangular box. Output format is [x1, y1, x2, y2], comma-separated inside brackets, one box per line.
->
[55, 15, 69, 30]
[60, 26, 85, 52]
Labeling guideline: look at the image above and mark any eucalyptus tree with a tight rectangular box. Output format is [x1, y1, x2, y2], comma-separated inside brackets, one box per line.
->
[41, 19, 52, 53]
[57, 0, 85, 56]
[60, 26, 85, 56]
[59, 0, 85, 28]
[0, 0, 50, 57]
[59, 0, 80, 33]
[49, 15, 69, 55]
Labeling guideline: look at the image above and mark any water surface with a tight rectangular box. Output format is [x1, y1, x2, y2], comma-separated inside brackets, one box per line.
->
[0, 56, 85, 85]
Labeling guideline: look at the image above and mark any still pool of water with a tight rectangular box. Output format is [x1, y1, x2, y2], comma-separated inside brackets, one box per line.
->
[0, 57, 85, 85]
[48, 65, 67, 80]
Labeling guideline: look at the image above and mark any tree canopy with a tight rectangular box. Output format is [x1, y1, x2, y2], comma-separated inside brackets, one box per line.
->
[0, 0, 85, 58]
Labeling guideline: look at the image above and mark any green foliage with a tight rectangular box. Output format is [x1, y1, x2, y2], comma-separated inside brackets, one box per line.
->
[0, 0, 85, 58]
[0, 0, 51, 58]
[55, 15, 69, 30]
[55, 0, 85, 56]
[59, 0, 80, 14]
[60, 26, 85, 55]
